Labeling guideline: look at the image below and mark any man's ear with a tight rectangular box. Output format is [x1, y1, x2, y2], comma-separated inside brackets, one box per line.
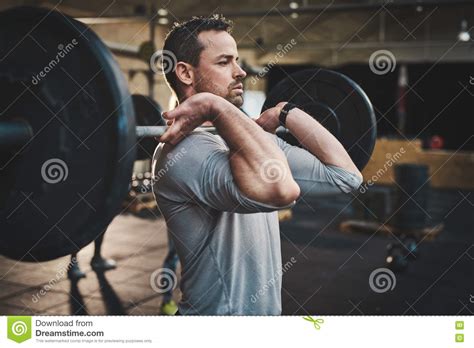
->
[175, 62, 195, 87]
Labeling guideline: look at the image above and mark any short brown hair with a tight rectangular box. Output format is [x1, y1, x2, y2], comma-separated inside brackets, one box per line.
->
[163, 14, 233, 97]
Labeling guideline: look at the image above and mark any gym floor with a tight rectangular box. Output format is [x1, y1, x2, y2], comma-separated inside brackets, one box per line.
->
[0, 187, 472, 315]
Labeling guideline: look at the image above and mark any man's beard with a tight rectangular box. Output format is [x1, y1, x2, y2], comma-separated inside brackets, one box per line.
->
[194, 77, 244, 107]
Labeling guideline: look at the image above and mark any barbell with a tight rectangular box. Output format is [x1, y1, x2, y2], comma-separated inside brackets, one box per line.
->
[0, 6, 376, 262]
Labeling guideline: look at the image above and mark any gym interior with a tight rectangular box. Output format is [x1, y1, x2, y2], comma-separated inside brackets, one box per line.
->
[0, 0, 473, 316]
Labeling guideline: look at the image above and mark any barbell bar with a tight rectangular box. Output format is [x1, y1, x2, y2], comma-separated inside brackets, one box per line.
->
[0, 121, 216, 147]
[135, 126, 217, 138]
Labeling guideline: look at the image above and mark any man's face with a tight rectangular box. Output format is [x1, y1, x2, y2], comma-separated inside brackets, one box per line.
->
[192, 30, 247, 107]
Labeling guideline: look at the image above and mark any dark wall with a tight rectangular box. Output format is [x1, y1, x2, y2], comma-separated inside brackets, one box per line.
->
[267, 63, 474, 151]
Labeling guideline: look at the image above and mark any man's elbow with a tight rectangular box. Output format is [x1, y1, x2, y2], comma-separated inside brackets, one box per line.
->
[341, 171, 363, 193]
[272, 180, 300, 206]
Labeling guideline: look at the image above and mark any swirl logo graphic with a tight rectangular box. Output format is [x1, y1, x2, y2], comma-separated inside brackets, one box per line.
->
[369, 50, 396, 75]
[150, 50, 177, 75]
[369, 267, 396, 293]
[41, 158, 68, 184]
[12, 321, 28, 335]
[150, 268, 177, 294]
[260, 159, 287, 183]
[7, 316, 32, 343]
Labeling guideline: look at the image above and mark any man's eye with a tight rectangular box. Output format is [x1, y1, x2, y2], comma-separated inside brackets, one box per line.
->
[218, 61, 227, 65]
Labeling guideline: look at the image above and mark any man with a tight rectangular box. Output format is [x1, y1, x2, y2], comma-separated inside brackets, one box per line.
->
[152, 15, 363, 315]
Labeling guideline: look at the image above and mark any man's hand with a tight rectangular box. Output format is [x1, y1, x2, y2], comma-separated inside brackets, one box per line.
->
[254, 102, 287, 133]
[160, 92, 217, 145]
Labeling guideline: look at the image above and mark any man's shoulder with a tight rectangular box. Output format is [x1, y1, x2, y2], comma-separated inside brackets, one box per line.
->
[152, 131, 225, 167]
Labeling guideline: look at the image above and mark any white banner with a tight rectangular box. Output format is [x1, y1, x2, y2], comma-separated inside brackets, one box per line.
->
[0, 316, 470, 347]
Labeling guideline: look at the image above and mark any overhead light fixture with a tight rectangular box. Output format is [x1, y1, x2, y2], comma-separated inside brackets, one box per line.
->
[415, 5, 423, 13]
[289, 2, 299, 10]
[458, 19, 471, 42]
[157, 8, 168, 17]
[290, 12, 299, 19]
[158, 17, 169, 25]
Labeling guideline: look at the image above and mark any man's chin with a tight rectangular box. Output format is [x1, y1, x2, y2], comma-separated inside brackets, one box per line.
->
[228, 95, 244, 108]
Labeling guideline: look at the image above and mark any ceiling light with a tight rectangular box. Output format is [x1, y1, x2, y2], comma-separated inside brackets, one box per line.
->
[158, 17, 169, 25]
[458, 19, 471, 42]
[157, 8, 168, 17]
[289, 2, 299, 10]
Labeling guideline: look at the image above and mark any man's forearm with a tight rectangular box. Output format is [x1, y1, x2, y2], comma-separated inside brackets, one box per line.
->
[285, 108, 362, 179]
[211, 99, 300, 205]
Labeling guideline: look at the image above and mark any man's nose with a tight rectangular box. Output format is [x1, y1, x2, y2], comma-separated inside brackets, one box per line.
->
[234, 62, 247, 79]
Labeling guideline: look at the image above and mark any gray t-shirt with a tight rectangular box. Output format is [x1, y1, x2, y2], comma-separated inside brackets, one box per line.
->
[151, 131, 362, 315]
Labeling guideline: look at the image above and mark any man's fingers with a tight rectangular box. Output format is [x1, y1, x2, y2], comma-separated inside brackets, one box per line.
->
[160, 119, 186, 144]
[162, 109, 177, 120]
[159, 124, 177, 143]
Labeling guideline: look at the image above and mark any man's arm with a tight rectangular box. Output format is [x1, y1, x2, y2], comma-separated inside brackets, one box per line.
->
[285, 107, 362, 180]
[159, 93, 300, 206]
[256, 102, 363, 181]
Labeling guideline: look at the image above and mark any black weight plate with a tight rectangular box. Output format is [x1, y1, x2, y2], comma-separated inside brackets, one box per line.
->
[0, 7, 136, 261]
[132, 94, 164, 160]
[263, 68, 376, 170]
